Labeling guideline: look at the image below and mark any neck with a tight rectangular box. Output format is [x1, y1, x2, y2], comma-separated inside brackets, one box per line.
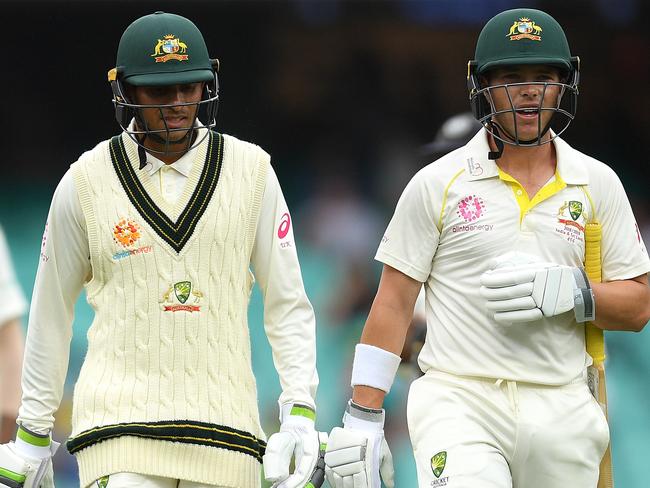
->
[489, 133, 557, 196]
[139, 132, 193, 165]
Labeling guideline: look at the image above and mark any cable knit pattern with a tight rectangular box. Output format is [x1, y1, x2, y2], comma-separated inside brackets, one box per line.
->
[69, 132, 269, 487]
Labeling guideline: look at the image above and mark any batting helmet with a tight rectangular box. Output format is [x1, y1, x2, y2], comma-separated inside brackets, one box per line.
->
[467, 8, 579, 153]
[108, 12, 219, 161]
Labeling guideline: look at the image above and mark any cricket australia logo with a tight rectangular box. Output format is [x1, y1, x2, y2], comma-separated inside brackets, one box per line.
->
[151, 34, 189, 63]
[430, 451, 449, 486]
[161, 281, 203, 312]
[95, 475, 109, 488]
[555, 200, 586, 244]
[506, 17, 542, 41]
[557, 200, 585, 230]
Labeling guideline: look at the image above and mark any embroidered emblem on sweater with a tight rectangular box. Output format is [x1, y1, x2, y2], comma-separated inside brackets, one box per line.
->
[112, 218, 153, 261]
[113, 218, 141, 247]
[95, 475, 109, 488]
[109, 131, 224, 253]
[161, 281, 203, 312]
[66, 420, 267, 463]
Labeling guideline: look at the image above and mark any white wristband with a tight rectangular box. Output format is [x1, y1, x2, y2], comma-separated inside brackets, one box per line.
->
[350, 343, 401, 393]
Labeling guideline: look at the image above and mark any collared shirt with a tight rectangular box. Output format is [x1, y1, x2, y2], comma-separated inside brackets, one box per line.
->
[0, 225, 27, 326]
[377, 129, 650, 385]
[21, 131, 317, 433]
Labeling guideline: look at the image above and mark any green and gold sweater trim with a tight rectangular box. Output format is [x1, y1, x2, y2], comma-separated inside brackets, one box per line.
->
[66, 420, 267, 463]
[109, 131, 224, 253]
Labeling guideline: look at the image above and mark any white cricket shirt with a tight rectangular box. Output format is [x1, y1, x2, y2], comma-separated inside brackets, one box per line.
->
[377, 129, 650, 385]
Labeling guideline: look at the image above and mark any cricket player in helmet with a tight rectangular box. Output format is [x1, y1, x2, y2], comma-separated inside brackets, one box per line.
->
[467, 8, 579, 159]
[325, 8, 650, 488]
[0, 12, 324, 488]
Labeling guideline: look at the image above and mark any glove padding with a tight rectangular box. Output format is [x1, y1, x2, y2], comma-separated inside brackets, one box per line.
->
[0, 436, 59, 488]
[480, 253, 593, 324]
[263, 406, 321, 488]
[324, 403, 394, 488]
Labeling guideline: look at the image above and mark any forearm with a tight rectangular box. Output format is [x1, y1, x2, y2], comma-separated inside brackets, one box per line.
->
[0, 319, 25, 421]
[0, 415, 16, 443]
[253, 166, 318, 409]
[352, 301, 410, 409]
[18, 171, 88, 432]
[591, 276, 650, 331]
[352, 266, 419, 409]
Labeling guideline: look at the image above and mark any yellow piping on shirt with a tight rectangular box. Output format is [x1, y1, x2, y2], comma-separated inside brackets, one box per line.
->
[437, 168, 466, 232]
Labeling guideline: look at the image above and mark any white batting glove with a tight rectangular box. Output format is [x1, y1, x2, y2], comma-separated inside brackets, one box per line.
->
[263, 403, 321, 488]
[324, 401, 394, 488]
[0, 425, 59, 488]
[480, 254, 595, 324]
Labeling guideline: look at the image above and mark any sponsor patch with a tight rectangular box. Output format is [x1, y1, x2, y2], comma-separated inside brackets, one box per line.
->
[40, 221, 50, 263]
[457, 195, 486, 223]
[112, 218, 153, 261]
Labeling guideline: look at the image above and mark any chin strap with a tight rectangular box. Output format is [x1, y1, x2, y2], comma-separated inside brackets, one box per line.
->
[137, 136, 148, 170]
[488, 122, 505, 160]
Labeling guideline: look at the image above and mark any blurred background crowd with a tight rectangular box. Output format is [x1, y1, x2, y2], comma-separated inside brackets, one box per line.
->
[0, 0, 648, 486]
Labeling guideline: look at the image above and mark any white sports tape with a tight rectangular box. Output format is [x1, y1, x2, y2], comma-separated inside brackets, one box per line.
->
[350, 343, 401, 393]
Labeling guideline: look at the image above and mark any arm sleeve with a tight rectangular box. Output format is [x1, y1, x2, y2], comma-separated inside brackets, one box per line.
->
[17, 169, 91, 434]
[375, 170, 440, 282]
[596, 169, 650, 282]
[250, 166, 318, 411]
[0, 226, 27, 325]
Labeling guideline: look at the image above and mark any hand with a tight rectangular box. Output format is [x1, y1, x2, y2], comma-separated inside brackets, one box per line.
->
[480, 254, 594, 324]
[263, 404, 321, 488]
[324, 401, 394, 488]
[0, 426, 59, 488]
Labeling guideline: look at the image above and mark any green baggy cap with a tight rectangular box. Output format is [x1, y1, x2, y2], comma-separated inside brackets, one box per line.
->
[116, 11, 213, 86]
[474, 8, 572, 74]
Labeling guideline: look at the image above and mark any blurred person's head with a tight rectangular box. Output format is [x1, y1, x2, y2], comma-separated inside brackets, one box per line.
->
[108, 12, 219, 164]
[420, 112, 483, 161]
[467, 8, 579, 157]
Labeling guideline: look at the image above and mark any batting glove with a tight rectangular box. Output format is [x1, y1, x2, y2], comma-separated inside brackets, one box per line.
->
[324, 401, 394, 488]
[263, 403, 322, 488]
[480, 256, 595, 324]
[0, 425, 59, 488]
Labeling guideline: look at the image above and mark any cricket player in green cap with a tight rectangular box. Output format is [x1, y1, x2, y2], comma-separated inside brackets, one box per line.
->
[0, 12, 325, 488]
[324, 8, 650, 488]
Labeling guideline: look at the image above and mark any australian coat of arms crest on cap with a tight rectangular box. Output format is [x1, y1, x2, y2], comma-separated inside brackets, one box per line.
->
[506, 17, 542, 41]
[151, 34, 189, 63]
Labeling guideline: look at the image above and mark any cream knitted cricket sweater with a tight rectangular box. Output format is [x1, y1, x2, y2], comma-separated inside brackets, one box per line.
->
[68, 131, 269, 487]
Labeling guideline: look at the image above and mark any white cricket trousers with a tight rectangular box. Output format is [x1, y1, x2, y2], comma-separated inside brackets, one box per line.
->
[86, 472, 231, 488]
[407, 370, 609, 488]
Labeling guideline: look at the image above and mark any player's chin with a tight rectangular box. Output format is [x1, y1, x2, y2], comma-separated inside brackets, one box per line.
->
[164, 127, 193, 142]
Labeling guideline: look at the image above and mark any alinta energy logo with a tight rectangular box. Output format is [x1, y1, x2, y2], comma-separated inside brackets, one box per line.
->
[161, 281, 203, 312]
[151, 34, 189, 63]
[430, 451, 449, 486]
[112, 218, 153, 261]
[506, 17, 543, 41]
[453, 195, 493, 233]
